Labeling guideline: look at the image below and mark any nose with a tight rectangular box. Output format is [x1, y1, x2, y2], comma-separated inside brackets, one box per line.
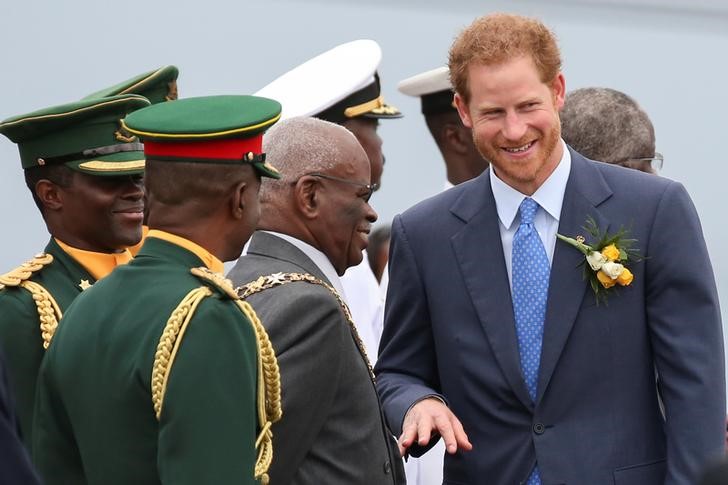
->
[364, 202, 378, 224]
[121, 175, 145, 200]
[501, 111, 528, 142]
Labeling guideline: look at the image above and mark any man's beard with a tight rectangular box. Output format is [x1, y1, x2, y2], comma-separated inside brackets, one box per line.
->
[473, 121, 561, 186]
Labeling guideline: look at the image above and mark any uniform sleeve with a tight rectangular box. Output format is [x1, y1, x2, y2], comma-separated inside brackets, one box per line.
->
[644, 181, 725, 484]
[0, 289, 45, 446]
[375, 215, 444, 456]
[247, 285, 345, 485]
[156, 296, 259, 485]
[32, 342, 86, 484]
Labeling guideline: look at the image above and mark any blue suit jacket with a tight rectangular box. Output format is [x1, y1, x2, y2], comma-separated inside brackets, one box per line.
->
[375, 149, 725, 485]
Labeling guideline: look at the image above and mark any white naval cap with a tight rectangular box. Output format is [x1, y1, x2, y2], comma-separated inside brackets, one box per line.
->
[397, 66, 456, 116]
[255, 39, 402, 124]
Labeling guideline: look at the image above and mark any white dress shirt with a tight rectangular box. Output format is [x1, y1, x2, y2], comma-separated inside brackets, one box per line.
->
[490, 140, 572, 289]
[341, 252, 385, 365]
[261, 231, 347, 299]
[402, 142, 572, 485]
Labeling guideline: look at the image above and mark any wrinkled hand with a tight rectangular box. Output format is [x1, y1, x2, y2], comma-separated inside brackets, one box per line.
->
[398, 397, 472, 457]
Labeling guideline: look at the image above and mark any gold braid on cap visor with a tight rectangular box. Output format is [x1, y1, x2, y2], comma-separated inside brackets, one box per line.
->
[344, 95, 401, 118]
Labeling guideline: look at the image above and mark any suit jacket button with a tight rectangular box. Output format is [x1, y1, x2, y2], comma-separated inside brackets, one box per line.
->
[533, 422, 545, 435]
[383, 461, 391, 474]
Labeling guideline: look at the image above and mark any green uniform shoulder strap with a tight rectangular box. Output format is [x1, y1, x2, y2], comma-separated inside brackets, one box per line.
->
[151, 267, 281, 484]
[0, 253, 61, 349]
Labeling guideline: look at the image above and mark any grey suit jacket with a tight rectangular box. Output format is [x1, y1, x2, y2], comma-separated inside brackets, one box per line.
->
[375, 149, 725, 485]
[228, 232, 405, 485]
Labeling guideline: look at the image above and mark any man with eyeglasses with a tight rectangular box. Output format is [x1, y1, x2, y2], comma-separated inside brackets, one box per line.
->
[227, 117, 404, 485]
[251, 39, 402, 364]
[561, 87, 663, 174]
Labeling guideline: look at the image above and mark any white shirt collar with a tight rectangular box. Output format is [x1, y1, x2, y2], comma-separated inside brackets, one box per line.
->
[490, 139, 571, 229]
[261, 230, 347, 298]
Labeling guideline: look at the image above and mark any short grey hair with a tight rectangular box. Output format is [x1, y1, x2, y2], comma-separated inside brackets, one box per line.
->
[260, 117, 363, 202]
[263, 117, 358, 179]
[561, 87, 655, 164]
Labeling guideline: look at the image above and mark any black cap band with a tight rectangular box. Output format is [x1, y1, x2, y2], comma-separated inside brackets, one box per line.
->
[421, 89, 457, 116]
[37, 142, 144, 166]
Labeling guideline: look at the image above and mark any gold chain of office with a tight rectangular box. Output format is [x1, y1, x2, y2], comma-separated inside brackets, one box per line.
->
[236, 272, 375, 382]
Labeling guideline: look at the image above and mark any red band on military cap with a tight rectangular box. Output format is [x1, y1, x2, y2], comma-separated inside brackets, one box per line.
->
[143, 135, 263, 160]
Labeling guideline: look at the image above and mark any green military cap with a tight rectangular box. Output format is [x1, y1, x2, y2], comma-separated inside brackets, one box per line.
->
[82, 65, 180, 105]
[0, 94, 150, 175]
[122, 95, 282, 178]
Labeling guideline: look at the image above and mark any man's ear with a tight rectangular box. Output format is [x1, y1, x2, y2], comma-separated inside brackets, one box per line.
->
[454, 93, 473, 129]
[551, 72, 566, 111]
[443, 123, 471, 155]
[231, 180, 247, 219]
[294, 176, 319, 220]
[35, 179, 64, 211]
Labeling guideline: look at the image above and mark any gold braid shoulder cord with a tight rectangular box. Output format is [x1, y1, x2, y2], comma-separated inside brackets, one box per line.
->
[0, 253, 61, 349]
[236, 272, 375, 382]
[150, 268, 282, 484]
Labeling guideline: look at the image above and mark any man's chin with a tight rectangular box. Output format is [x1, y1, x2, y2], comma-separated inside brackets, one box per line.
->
[115, 232, 144, 250]
[342, 253, 366, 275]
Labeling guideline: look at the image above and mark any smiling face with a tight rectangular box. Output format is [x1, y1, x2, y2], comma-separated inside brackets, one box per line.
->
[455, 56, 565, 195]
[312, 138, 378, 275]
[56, 172, 145, 251]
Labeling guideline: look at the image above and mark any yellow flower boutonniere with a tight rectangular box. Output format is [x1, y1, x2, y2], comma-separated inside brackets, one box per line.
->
[557, 216, 642, 304]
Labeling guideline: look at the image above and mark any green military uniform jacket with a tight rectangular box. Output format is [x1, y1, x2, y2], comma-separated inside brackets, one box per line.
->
[0, 238, 95, 447]
[33, 236, 264, 485]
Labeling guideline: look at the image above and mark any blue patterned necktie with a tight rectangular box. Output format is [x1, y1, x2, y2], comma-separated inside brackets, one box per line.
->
[511, 197, 550, 485]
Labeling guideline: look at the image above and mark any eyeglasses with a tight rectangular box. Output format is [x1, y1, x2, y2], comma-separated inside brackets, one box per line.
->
[305, 172, 379, 202]
[617, 152, 664, 173]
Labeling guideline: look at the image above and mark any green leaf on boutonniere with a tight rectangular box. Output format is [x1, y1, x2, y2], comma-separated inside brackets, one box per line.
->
[557, 216, 643, 305]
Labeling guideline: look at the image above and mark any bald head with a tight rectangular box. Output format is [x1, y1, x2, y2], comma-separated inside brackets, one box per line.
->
[260, 117, 367, 206]
[561, 87, 656, 173]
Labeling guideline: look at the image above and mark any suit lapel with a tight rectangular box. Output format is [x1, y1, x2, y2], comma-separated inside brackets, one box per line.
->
[536, 152, 612, 403]
[246, 231, 330, 283]
[450, 173, 534, 410]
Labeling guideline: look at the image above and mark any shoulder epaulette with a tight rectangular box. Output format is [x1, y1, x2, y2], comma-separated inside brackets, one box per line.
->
[190, 267, 238, 299]
[0, 253, 54, 290]
[151, 268, 282, 484]
[0, 253, 61, 350]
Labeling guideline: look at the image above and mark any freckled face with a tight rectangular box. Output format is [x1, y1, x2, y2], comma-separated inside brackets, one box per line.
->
[455, 56, 565, 195]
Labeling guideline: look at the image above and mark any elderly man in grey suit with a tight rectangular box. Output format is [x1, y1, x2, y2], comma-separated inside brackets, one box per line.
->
[228, 117, 404, 485]
[375, 13, 724, 485]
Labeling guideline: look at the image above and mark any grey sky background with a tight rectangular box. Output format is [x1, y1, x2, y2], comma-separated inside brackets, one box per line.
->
[2, 0, 727, 380]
